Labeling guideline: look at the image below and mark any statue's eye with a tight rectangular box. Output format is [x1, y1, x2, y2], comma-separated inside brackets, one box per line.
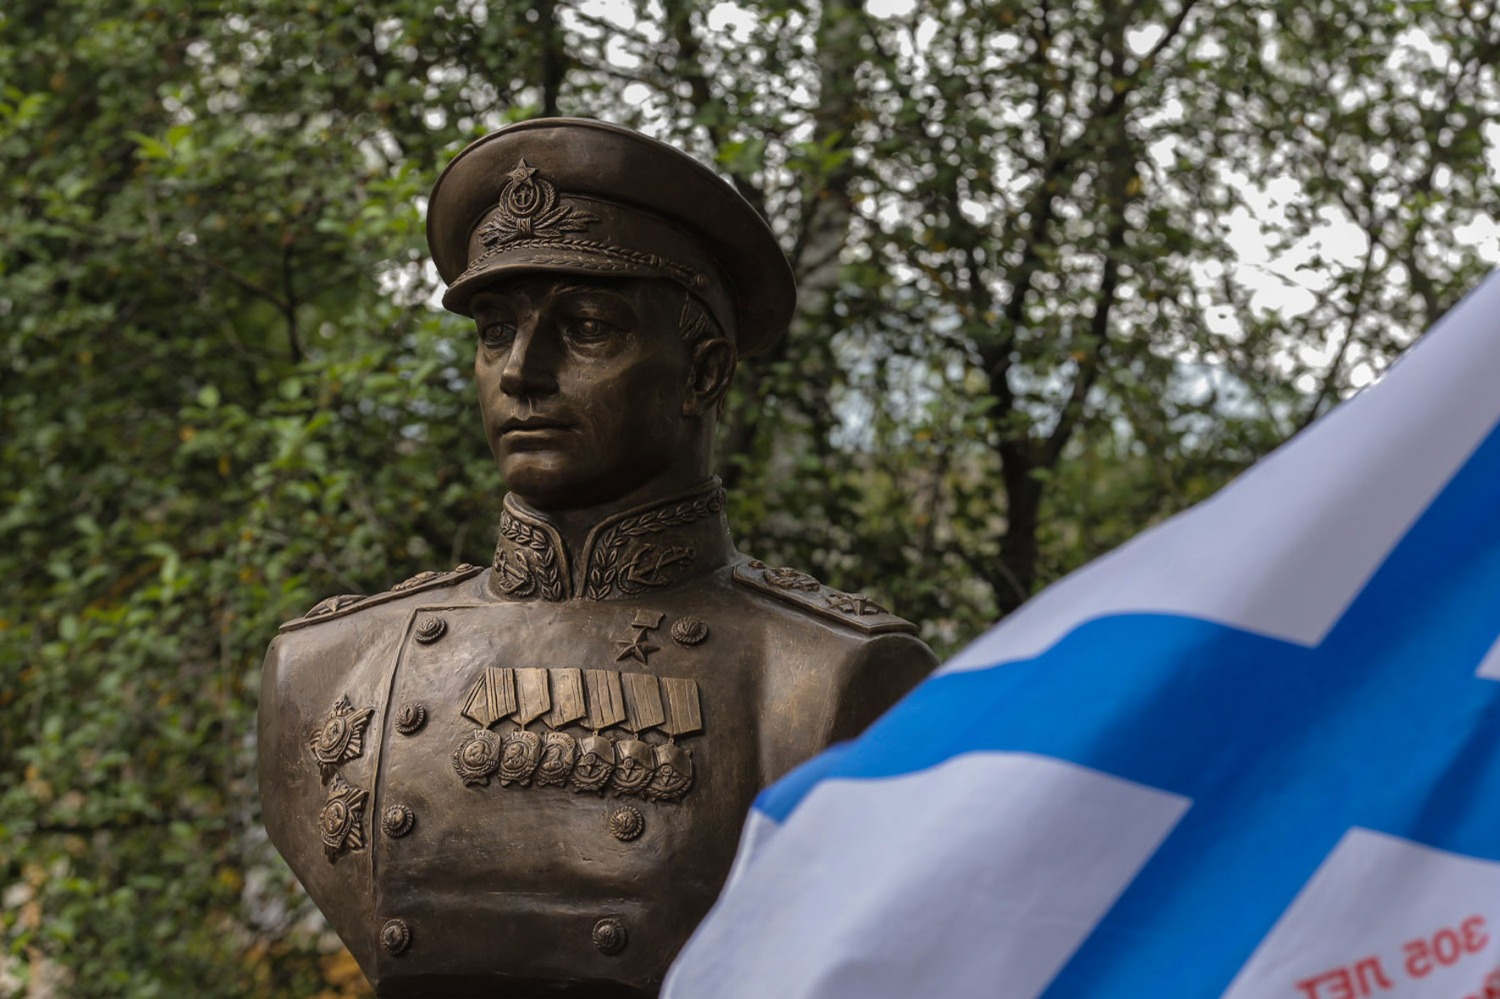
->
[564, 318, 619, 343]
[479, 321, 516, 349]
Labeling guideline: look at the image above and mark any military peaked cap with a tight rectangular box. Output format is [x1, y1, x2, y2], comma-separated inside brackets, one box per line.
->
[427, 118, 796, 358]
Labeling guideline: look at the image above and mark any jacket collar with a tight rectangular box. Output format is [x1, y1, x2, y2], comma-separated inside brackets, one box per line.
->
[490, 479, 733, 601]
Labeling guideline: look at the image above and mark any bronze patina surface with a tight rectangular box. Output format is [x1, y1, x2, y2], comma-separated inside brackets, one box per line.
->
[258, 118, 938, 997]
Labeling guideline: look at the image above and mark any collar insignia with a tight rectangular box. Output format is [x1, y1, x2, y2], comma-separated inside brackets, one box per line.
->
[491, 482, 729, 602]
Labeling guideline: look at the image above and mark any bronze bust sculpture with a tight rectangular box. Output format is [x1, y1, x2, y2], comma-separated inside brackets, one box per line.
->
[258, 118, 937, 997]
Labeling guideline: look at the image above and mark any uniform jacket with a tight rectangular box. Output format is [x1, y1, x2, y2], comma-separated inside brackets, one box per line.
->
[259, 479, 937, 996]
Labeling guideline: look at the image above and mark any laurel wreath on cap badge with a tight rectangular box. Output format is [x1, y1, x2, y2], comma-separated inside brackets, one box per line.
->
[477, 159, 599, 249]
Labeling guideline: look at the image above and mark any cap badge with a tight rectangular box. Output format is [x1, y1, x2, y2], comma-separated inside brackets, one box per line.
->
[477, 158, 598, 249]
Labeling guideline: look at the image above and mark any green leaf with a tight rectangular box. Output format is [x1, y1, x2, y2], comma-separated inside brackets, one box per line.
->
[125, 130, 171, 161]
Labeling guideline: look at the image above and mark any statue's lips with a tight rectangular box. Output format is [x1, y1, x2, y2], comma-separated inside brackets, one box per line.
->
[499, 418, 575, 447]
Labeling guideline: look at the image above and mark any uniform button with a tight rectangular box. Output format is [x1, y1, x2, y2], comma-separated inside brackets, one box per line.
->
[413, 616, 447, 644]
[394, 703, 427, 735]
[382, 803, 415, 838]
[380, 918, 411, 955]
[592, 917, 627, 955]
[670, 616, 709, 646]
[608, 806, 644, 842]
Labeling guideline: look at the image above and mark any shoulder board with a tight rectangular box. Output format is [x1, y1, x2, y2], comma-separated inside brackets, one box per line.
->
[732, 560, 918, 636]
[278, 563, 486, 633]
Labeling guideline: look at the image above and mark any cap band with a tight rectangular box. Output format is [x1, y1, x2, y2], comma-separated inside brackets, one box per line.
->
[427, 119, 795, 357]
[441, 158, 736, 337]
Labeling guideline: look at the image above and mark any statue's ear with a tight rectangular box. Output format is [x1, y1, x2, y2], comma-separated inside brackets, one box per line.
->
[683, 338, 737, 419]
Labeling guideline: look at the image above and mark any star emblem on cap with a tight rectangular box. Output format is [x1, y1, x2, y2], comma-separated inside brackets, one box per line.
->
[506, 159, 538, 185]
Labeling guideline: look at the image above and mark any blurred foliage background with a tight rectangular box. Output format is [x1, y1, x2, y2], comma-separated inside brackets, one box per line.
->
[2, 0, 1497, 993]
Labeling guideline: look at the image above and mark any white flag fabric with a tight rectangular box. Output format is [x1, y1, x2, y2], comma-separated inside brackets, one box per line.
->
[665, 274, 1500, 999]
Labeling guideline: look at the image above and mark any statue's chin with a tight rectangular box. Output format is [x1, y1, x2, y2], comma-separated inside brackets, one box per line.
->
[500, 445, 696, 515]
[500, 456, 611, 513]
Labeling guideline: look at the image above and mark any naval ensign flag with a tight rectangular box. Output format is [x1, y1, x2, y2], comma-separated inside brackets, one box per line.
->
[666, 274, 1500, 998]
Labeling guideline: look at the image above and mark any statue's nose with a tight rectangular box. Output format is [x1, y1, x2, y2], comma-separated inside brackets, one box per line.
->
[499, 325, 558, 397]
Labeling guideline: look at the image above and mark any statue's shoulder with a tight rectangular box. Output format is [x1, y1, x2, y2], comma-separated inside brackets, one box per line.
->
[731, 558, 918, 637]
[277, 562, 486, 634]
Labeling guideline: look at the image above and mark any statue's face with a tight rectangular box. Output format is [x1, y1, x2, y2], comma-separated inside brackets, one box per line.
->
[472, 274, 694, 510]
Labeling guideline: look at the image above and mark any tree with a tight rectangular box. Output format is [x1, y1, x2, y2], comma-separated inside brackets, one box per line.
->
[2, 0, 1495, 993]
[560, 0, 1499, 622]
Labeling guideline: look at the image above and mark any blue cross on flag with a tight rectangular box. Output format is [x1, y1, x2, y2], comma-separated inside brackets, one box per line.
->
[665, 274, 1500, 999]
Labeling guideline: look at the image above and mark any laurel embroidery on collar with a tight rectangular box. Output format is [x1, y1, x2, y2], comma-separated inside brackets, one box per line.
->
[492, 514, 566, 602]
[582, 490, 725, 600]
[491, 484, 728, 602]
